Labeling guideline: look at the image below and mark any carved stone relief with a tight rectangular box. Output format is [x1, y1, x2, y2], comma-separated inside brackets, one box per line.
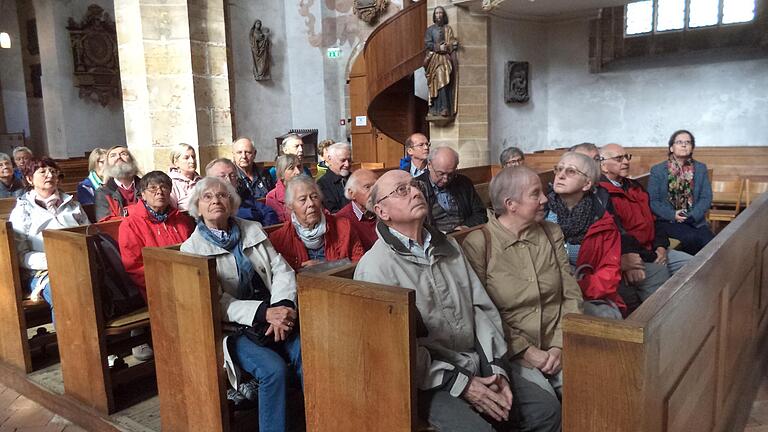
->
[66, 4, 121, 107]
[250, 19, 272, 81]
[353, 0, 389, 24]
[505, 61, 529, 103]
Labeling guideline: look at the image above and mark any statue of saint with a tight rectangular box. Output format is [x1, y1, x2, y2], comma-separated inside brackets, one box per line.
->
[423, 6, 458, 118]
[250, 19, 271, 81]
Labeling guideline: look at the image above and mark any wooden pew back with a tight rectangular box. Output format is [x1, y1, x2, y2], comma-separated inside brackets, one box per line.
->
[0, 221, 33, 372]
[563, 191, 768, 432]
[0, 197, 16, 219]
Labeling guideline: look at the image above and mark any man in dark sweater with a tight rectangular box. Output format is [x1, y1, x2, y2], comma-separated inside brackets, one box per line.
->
[317, 142, 352, 213]
[415, 146, 487, 233]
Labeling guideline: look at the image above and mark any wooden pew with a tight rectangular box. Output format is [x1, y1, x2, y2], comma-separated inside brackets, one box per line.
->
[562, 191, 768, 432]
[0, 221, 56, 373]
[43, 221, 155, 415]
[0, 197, 16, 219]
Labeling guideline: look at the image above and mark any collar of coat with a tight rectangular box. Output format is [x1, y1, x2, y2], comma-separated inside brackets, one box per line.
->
[375, 219, 455, 258]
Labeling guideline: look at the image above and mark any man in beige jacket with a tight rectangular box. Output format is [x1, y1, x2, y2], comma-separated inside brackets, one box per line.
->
[355, 169, 561, 432]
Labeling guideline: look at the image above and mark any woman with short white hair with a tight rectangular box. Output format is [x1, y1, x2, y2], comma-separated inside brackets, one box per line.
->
[181, 177, 301, 431]
[168, 142, 202, 211]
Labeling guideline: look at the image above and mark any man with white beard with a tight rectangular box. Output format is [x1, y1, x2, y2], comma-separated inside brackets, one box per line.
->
[95, 146, 142, 221]
[316, 142, 353, 213]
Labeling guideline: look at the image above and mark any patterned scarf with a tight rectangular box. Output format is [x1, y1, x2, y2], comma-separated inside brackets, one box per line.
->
[546, 191, 595, 245]
[142, 199, 169, 224]
[667, 156, 695, 211]
[291, 212, 327, 250]
[196, 218, 268, 301]
[88, 170, 104, 189]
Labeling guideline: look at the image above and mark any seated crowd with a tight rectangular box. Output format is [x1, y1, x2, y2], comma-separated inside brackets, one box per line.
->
[3, 129, 722, 432]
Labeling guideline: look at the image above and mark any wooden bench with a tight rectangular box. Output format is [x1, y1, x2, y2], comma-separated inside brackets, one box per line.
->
[562, 191, 768, 431]
[43, 220, 155, 415]
[0, 221, 56, 373]
[0, 197, 16, 219]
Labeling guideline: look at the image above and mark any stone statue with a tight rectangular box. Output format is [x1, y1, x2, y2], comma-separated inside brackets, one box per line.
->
[353, 0, 389, 24]
[250, 19, 271, 81]
[423, 6, 458, 118]
[505, 61, 530, 103]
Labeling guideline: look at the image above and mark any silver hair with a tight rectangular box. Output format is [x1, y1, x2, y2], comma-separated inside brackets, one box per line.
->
[427, 146, 459, 164]
[559, 152, 600, 186]
[568, 142, 598, 154]
[280, 133, 302, 151]
[104, 149, 140, 180]
[490, 166, 539, 215]
[284, 174, 322, 208]
[499, 147, 524, 165]
[344, 169, 374, 200]
[170, 143, 195, 166]
[187, 176, 241, 220]
[326, 142, 351, 160]
[275, 154, 300, 181]
[12, 146, 33, 157]
[205, 157, 238, 174]
[0, 152, 11, 163]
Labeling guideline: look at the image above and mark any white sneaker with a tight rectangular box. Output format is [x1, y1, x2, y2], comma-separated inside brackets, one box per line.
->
[131, 344, 154, 361]
[107, 354, 119, 368]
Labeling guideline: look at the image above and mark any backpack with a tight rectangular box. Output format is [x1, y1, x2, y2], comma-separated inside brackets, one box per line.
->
[91, 232, 145, 320]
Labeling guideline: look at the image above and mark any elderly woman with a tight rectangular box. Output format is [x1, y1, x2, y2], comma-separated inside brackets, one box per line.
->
[0, 152, 25, 198]
[462, 166, 583, 400]
[265, 154, 302, 222]
[499, 146, 525, 168]
[9, 158, 90, 316]
[545, 152, 624, 319]
[168, 143, 202, 211]
[181, 177, 301, 432]
[12, 146, 33, 181]
[269, 175, 364, 271]
[648, 130, 714, 255]
[76, 148, 107, 205]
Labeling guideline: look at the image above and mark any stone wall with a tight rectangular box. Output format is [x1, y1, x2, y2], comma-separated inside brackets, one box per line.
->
[0, 0, 29, 147]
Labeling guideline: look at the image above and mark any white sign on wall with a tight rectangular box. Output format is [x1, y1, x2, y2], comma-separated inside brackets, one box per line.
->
[355, 116, 367, 126]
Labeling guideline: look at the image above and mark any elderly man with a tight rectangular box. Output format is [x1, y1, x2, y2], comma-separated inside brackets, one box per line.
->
[400, 133, 430, 177]
[0, 153, 24, 198]
[232, 137, 274, 199]
[415, 146, 487, 233]
[12, 146, 33, 181]
[598, 143, 691, 310]
[355, 169, 561, 432]
[268, 134, 312, 181]
[569, 143, 600, 162]
[95, 146, 142, 221]
[499, 146, 525, 168]
[336, 169, 378, 250]
[205, 158, 279, 226]
[317, 142, 352, 213]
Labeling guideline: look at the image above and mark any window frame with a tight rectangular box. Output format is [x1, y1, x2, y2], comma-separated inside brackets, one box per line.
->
[624, 0, 756, 37]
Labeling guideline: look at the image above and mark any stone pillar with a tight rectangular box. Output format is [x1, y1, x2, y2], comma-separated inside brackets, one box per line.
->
[115, 0, 232, 174]
[427, 1, 489, 168]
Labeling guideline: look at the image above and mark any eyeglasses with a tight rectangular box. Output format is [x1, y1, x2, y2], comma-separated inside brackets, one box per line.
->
[504, 158, 524, 167]
[201, 191, 231, 202]
[673, 140, 692, 146]
[432, 169, 457, 180]
[376, 180, 420, 204]
[553, 165, 588, 178]
[145, 185, 171, 194]
[216, 173, 238, 182]
[109, 151, 130, 159]
[600, 153, 632, 163]
[36, 168, 60, 177]
[410, 142, 431, 149]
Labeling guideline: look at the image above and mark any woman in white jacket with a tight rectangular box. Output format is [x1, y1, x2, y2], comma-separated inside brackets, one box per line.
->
[9, 158, 90, 318]
[180, 177, 301, 432]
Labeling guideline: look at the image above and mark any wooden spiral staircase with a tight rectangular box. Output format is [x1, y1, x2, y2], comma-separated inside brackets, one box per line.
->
[349, 1, 429, 168]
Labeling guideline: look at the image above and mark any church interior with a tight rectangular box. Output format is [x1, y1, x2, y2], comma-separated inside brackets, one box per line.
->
[0, 0, 767, 430]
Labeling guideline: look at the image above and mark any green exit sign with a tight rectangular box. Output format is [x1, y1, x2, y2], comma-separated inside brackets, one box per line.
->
[327, 47, 342, 59]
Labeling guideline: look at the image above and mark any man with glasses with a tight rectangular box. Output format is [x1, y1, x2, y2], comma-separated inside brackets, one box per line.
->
[415, 146, 487, 233]
[401, 133, 431, 177]
[95, 146, 142, 221]
[499, 146, 525, 167]
[205, 158, 278, 225]
[598, 143, 691, 311]
[355, 169, 561, 432]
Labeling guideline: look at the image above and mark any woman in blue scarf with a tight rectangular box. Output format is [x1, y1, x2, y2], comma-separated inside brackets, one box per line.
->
[181, 177, 301, 432]
[76, 148, 107, 206]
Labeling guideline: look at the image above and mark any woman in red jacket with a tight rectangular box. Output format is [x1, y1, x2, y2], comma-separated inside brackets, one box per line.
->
[118, 171, 195, 360]
[269, 175, 364, 271]
[545, 152, 625, 318]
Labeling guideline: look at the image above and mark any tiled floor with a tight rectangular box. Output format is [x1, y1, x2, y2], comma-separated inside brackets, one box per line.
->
[745, 375, 768, 432]
[0, 383, 85, 432]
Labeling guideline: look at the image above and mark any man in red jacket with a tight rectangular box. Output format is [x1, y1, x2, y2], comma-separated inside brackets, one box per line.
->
[336, 169, 378, 251]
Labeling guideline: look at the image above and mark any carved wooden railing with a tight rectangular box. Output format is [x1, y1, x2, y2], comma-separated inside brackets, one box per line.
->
[363, 0, 428, 145]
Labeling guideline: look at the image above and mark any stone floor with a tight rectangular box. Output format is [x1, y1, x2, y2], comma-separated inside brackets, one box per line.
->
[0, 382, 85, 432]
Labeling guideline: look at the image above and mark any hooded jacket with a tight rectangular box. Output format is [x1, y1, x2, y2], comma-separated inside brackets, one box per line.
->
[94, 176, 141, 222]
[168, 169, 201, 211]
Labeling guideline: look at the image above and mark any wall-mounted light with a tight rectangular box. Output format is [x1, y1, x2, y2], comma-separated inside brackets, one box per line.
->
[0, 32, 10, 49]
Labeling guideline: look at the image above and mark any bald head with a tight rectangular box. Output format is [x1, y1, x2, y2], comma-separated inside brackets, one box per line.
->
[368, 170, 427, 225]
[428, 146, 459, 188]
[599, 143, 630, 181]
[345, 168, 378, 208]
[232, 137, 256, 171]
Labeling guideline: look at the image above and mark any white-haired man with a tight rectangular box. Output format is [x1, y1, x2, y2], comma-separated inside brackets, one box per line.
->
[355, 169, 561, 432]
[232, 137, 275, 199]
[268, 134, 312, 181]
[317, 142, 352, 213]
[95, 146, 142, 221]
[336, 168, 378, 250]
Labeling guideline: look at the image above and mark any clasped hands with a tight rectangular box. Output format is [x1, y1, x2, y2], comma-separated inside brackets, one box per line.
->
[462, 374, 513, 422]
[264, 306, 297, 342]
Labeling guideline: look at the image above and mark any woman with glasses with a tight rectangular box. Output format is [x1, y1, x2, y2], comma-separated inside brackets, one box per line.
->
[76, 148, 107, 205]
[499, 146, 525, 168]
[181, 177, 302, 431]
[269, 175, 364, 271]
[545, 153, 624, 319]
[266, 154, 303, 222]
[9, 158, 90, 317]
[648, 130, 714, 255]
